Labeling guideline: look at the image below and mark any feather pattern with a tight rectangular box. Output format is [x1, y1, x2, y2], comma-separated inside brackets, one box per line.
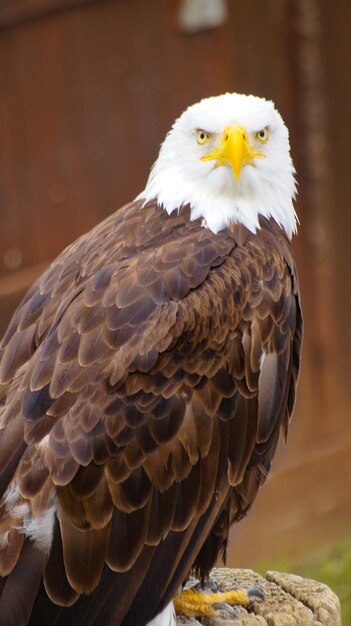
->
[0, 198, 302, 625]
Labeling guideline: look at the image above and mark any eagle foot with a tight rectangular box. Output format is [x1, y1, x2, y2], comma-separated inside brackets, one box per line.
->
[194, 579, 218, 593]
[211, 602, 238, 617]
[174, 584, 264, 618]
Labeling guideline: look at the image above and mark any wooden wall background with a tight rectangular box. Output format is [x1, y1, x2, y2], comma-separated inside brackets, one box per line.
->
[0, 0, 350, 569]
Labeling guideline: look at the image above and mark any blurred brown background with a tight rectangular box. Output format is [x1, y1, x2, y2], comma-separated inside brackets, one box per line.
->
[0, 0, 350, 569]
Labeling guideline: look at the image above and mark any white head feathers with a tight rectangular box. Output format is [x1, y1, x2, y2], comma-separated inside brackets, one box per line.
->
[138, 93, 297, 238]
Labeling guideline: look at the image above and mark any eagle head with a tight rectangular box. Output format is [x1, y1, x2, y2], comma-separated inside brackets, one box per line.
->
[139, 93, 297, 238]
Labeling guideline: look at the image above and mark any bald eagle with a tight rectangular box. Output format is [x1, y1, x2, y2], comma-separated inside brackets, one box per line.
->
[0, 93, 302, 626]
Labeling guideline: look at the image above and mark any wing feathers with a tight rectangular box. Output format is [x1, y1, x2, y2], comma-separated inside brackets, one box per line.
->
[84, 479, 114, 529]
[0, 204, 302, 624]
[106, 505, 150, 572]
[58, 508, 110, 594]
[145, 484, 178, 546]
[0, 530, 25, 577]
[0, 539, 46, 626]
[257, 353, 279, 443]
[0, 326, 36, 385]
[171, 462, 201, 532]
[69, 463, 104, 499]
[43, 518, 79, 606]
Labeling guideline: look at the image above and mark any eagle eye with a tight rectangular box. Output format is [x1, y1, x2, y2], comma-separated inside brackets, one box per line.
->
[196, 129, 210, 145]
[256, 127, 269, 143]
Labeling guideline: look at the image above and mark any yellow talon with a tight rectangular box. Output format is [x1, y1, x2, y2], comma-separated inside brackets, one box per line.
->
[173, 587, 250, 617]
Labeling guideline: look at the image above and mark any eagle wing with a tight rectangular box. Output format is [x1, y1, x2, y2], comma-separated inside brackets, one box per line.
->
[0, 201, 302, 626]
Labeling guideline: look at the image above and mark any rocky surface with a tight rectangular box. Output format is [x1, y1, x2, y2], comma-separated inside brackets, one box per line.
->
[176, 568, 341, 626]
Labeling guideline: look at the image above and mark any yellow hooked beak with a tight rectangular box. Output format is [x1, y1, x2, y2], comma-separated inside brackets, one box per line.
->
[201, 125, 264, 181]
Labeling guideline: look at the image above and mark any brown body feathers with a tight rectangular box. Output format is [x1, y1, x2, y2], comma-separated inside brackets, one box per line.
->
[0, 200, 302, 625]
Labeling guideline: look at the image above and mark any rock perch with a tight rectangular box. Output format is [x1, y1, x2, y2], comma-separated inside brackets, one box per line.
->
[176, 568, 341, 626]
